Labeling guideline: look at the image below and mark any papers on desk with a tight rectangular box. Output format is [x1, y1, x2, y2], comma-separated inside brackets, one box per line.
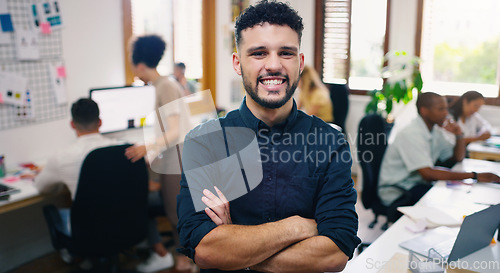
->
[485, 136, 500, 148]
[467, 183, 500, 206]
[397, 206, 462, 229]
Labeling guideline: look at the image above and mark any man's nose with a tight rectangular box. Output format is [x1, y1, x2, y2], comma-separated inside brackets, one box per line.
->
[264, 53, 283, 71]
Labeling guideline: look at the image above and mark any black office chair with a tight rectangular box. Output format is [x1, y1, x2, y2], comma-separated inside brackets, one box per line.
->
[357, 114, 410, 231]
[43, 144, 149, 272]
[328, 83, 349, 132]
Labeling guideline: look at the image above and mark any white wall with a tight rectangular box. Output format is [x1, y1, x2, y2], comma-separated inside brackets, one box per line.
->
[0, 0, 125, 168]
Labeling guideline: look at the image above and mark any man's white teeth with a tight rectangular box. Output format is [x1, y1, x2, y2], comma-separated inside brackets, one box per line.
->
[262, 79, 283, 85]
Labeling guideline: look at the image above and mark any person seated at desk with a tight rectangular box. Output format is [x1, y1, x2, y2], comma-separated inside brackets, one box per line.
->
[448, 90, 492, 145]
[297, 65, 333, 123]
[378, 92, 500, 211]
[34, 98, 122, 199]
[34, 98, 174, 272]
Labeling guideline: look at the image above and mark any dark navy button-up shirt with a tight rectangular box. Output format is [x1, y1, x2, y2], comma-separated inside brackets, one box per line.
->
[177, 98, 360, 272]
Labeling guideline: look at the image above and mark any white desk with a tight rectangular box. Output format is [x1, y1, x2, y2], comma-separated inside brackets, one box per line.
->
[468, 140, 500, 162]
[0, 177, 71, 273]
[0, 178, 39, 210]
[344, 159, 500, 273]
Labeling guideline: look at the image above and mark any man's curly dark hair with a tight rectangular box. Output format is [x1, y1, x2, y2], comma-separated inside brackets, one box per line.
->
[130, 35, 166, 68]
[234, 0, 303, 49]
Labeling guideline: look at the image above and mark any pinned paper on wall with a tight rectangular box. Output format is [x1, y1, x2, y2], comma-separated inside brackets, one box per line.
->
[15, 30, 40, 60]
[0, 0, 10, 44]
[0, 14, 13, 32]
[56, 65, 66, 78]
[13, 90, 35, 120]
[0, 72, 29, 106]
[48, 63, 67, 104]
[40, 22, 51, 34]
[32, 1, 62, 31]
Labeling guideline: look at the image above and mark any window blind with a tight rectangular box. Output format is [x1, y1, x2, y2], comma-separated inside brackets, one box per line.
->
[322, 0, 352, 84]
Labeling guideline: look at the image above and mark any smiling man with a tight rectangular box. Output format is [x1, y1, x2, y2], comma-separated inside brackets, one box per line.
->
[176, 1, 361, 272]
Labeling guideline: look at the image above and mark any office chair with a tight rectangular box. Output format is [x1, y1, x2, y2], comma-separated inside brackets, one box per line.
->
[357, 114, 410, 231]
[328, 83, 350, 132]
[43, 144, 149, 272]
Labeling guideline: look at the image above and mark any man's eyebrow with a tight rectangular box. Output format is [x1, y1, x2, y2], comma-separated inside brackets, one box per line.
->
[246, 46, 299, 53]
[246, 46, 267, 53]
[281, 46, 299, 52]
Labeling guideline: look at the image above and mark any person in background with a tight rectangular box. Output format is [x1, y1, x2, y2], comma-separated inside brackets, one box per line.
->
[448, 90, 492, 145]
[379, 92, 500, 215]
[297, 65, 333, 123]
[173, 62, 197, 96]
[34, 98, 123, 266]
[127, 34, 193, 272]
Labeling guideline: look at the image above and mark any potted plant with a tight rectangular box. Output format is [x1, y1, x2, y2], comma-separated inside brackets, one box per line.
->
[365, 51, 423, 122]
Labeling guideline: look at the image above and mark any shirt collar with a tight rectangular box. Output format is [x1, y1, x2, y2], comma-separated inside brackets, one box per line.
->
[238, 97, 298, 131]
[415, 115, 432, 138]
[76, 132, 102, 141]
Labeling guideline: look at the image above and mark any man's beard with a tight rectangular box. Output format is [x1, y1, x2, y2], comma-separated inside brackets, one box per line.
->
[242, 69, 299, 109]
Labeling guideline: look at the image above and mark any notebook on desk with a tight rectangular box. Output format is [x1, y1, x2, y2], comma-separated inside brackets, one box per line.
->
[399, 203, 500, 263]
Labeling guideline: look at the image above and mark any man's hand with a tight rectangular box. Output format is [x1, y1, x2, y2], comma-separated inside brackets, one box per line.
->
[443, 118, 463, 136]
[202, 186, 232, 225]
[125, 145, 147, 163]
[477, 172, 500, 183]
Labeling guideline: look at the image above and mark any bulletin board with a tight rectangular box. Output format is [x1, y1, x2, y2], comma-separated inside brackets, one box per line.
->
[0, 0, 67, 131]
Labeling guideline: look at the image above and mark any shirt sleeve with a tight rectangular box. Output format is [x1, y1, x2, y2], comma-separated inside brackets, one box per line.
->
[315, 133, 361, 259]
[473, 113, 492, 134]
[176, 172, 218, 259]
[176, 127, 220, 260]
[34, 156, 62, 194]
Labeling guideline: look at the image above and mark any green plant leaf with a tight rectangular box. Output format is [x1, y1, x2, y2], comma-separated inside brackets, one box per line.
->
[392, 81, 403, 102]
[414, 71, 423, 91]
[386, 99, 393, 115]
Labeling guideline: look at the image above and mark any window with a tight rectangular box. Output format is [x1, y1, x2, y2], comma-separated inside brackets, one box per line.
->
[131, 0, 175, 77]
[173, 0, 203, 80]
[420, 0, 500, 98]
[318, 0, 388, 91]
[124, 0, 203, 83]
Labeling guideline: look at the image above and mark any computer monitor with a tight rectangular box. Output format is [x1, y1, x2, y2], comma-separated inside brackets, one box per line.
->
[89, 85, 156, 134]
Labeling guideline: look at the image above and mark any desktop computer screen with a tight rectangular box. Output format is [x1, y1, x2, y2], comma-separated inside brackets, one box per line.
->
[89, 85, 156, 134]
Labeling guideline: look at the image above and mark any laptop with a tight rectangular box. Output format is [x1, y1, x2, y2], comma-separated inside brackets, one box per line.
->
[0, 183, 20, 197]
[399, 203, 500, 262]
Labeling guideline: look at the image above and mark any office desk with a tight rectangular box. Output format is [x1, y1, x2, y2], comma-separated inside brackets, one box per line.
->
[0, 178, 71, 273]
[468, 142, 500, 161]
[344, 159, 500, 273]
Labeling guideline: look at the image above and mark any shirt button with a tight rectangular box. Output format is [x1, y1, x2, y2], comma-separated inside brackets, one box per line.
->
[267, 217, 272, 221]
[267, 176, 272, 181]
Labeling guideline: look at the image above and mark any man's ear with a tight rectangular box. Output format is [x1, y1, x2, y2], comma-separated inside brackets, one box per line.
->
[233, 53, 242, 76]
[299, 53, 305, 74]
[97, 119, 102, 129]
[70, 120, 76, 129]
[420, 106, 429, 117]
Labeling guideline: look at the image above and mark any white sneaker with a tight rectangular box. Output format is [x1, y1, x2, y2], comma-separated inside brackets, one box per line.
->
[137, 252, 174, 272]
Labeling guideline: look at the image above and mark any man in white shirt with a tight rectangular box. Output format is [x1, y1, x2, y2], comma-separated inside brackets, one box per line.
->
[35, 98, 121, 198]
[379, 92, 500, 211]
